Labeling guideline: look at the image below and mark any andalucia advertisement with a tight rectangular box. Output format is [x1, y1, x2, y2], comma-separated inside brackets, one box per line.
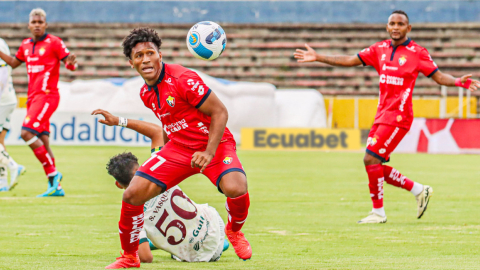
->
[241, 128, 360, 150]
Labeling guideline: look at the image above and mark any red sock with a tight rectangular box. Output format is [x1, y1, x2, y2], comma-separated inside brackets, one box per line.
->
[33, 145, 56, 177]
[225, 192, 250, 232]
[365, 164, 384, 209]
[119, 201, 144, 254]
[382, 165, 414, 191]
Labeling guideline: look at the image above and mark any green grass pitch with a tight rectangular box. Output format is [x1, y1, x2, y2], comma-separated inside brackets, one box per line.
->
[0, 146, 479, 269]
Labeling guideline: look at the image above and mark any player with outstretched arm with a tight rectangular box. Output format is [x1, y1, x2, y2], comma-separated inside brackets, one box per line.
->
[294, 10, 480, 224]
[0, 8, 77, 197]
[100, 28, 251, 269]
[94, 109, 229, 263]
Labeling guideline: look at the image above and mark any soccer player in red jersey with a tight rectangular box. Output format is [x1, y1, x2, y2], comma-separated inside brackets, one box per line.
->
[0, 8, 77, 197]
[294, 10, 480, 223]
[101, 28, 251, 269]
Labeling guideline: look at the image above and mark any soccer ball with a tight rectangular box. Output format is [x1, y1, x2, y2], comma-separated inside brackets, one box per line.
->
[186, 21, 227, 61]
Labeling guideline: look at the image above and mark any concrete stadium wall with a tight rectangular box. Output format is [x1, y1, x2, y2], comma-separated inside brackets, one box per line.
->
[1, 0, 480, 24]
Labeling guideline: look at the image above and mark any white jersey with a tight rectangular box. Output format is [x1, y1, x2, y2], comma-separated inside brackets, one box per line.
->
[0, 38, 17, 106]
[139, 186, 225, 262]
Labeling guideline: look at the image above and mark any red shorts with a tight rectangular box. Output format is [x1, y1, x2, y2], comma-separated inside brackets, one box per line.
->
[135, 141, 245, 193]
[366, 124, 408, 163]
[22, 94, 60, 136]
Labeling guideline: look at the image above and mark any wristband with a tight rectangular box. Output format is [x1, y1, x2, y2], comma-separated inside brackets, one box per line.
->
[118, 117, 128, 127]
[455, 78, 472, 89]
[65, 63, 77, 71]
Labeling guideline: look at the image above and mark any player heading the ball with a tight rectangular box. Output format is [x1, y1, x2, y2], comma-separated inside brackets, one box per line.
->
[294, 10, 480, 224]
[99, 28, 251, 269]
[0, 8, 78, 197]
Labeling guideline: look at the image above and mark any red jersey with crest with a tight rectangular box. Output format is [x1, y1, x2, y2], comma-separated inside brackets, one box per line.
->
[15, 33, 70, 98]
[357, 38, 438, 129]
[140, 62, 235, 150]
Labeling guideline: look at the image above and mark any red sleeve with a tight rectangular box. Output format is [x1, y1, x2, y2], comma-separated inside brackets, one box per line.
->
[177, 70, 212, 108]
[54, 38, 70, 61]
[418, 48, 438, 78]
[357, 44, 379, 71]
[15, 44, 25, 62]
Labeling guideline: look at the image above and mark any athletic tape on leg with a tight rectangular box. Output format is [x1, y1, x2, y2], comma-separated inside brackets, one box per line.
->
[25, 136, 38, 146]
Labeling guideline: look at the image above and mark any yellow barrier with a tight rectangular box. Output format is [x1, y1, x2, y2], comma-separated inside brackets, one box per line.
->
[241, 128, 360, 150]
[324, 97, 477, 129]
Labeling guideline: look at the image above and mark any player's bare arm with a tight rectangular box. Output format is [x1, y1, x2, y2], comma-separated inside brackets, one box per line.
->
[191, 91, 228, 172]
[431, 72, 480, 92]
[293, 44, 362, 67]
[0, 50, 22, 69]
[138, 242, 153, 263]
[92, 109, 164, 148]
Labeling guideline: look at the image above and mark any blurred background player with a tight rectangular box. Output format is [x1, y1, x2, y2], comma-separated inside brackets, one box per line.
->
[0, 8, 77, 197]
[95, 109, 230, 266]
[97, 28, 251, 269]
[0, 37, 26, 192]
[294, 10, 480, 224]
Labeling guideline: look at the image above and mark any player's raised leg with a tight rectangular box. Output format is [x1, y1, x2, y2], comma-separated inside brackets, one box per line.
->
[219, 172, 252, 260]
[105, 176, 162, 269]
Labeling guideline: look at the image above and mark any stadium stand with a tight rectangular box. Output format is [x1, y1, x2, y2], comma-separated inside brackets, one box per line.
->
[2, 22, 480, 98]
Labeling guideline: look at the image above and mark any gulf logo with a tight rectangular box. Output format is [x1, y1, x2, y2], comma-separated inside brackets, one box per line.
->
[189, 32, 200, 48]
[223, 157, 233, 165]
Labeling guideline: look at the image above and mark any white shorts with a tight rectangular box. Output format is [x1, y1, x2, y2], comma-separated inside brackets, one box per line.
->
[0, 103, 15, 131]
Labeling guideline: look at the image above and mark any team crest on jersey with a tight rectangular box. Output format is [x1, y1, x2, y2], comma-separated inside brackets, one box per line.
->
[223, 157, 233, 165]
[398, 56, 407, 66]
[166, 96, 175, 107]
[397, 115, 403, 122]
[24, 116, 30, 123]
[39, 48, 46, 56]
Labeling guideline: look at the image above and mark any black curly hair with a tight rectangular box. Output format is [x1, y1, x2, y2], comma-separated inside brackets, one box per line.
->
[391, 10, 409, 23]
[106, 152, 139, 186]
[122, 28, 162, 59]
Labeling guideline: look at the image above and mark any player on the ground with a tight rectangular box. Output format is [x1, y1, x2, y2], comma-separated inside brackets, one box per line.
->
[100, 28, 251, 269]
[0, 8, 77, 197]
[0, 38, 26, 192]
[96, 108, 229, 263]
[294, 10, 480, 223]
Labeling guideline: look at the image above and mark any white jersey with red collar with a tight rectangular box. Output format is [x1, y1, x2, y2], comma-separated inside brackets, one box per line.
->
[357, 38, 438, 129]
[139, 62, 235, 150]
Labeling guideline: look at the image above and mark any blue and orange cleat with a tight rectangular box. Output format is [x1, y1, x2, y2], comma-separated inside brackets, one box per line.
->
[225, 226, 252, 261]
[37, 172, 65, 197]
[105, 252, 140, 269]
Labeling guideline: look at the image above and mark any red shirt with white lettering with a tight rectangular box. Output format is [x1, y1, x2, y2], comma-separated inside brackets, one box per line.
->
[15, 33, 70, 99]
[140, 62, 235, 150]
[357, 38, 438, 129]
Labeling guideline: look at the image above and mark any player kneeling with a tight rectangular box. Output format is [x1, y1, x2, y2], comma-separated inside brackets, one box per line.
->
[106, 152, 229, 263]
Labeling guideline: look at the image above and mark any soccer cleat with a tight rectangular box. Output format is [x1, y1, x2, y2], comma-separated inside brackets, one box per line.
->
[0, 186, 8, 192]
[37, 187, 65, 197]
[416, 185, 433, 219]
[357, 212, 387, 224]
[105, 252, 140, 269]
[9, 165, 26, 191]
[223, 238, 230, 252]
[225, 226, 252, 260]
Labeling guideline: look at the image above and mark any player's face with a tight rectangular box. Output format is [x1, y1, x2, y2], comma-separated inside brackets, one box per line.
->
[386, 14, 411, 41]
[129, 42, 163, 85]
[28, 15, 47, 38]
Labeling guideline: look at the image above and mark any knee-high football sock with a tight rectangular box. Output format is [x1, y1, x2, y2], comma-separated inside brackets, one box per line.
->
[119, 201, 144, 255]
[383, 165, 423, 196]
[33, 145, 57, 177]
[225, 192, 250, 232]
[366, 164, 385, 215]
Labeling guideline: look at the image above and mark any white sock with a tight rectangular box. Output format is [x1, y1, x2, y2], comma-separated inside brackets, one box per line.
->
[410, 182, 424, 196]
[0, 177, 7, 189]
[372, 207, 386, 217]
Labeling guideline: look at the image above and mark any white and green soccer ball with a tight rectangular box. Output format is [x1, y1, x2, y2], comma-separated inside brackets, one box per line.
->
[186, 21, 227, 61]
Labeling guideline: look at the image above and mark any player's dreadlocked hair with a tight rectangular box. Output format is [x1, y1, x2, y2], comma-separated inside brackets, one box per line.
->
[391, 10, 409, 23]
[106, 152, 139, 186]
[122, 28, 162, 59]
